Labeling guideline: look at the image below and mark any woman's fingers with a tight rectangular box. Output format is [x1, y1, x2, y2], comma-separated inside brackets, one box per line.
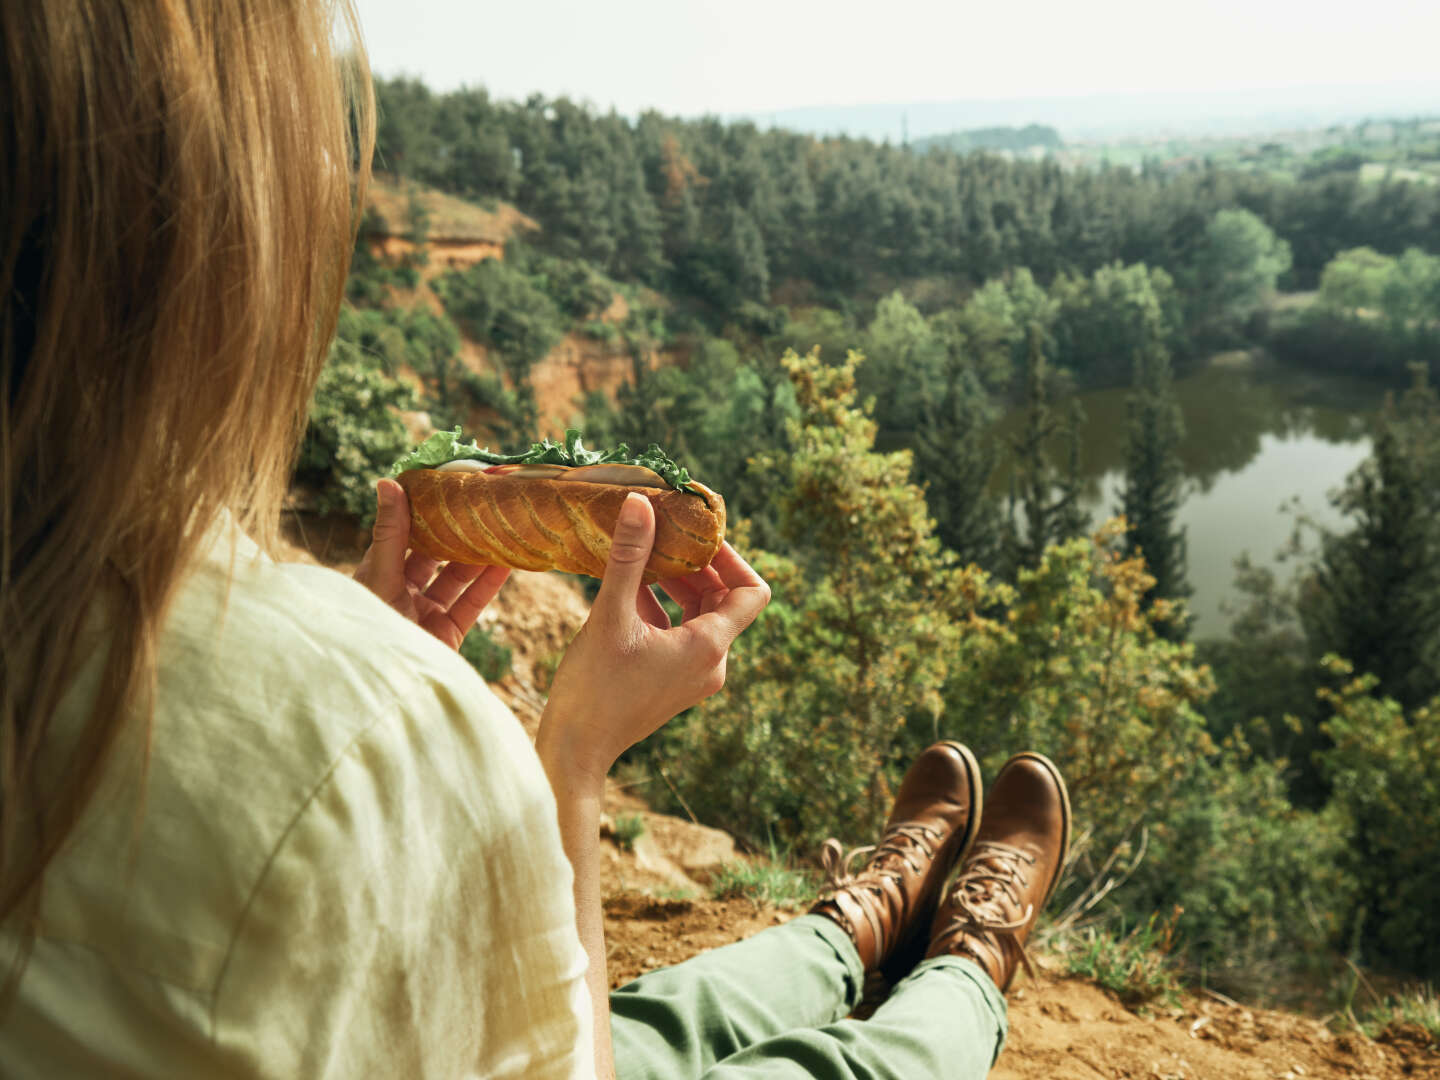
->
[354, 480, 415, 604]
[657, 570, 713, 623]
[695, 546, 770, 639]
[424, 560, 485, 609]
[404, 549, 441, 591]
[665, 548, 768, 629]
[446, 565, 510, 633]
[709, 543, 766, 590]
[636, 583, 671, 630]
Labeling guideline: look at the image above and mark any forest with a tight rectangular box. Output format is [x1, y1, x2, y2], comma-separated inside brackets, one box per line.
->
[302, 76, 1440, 1004]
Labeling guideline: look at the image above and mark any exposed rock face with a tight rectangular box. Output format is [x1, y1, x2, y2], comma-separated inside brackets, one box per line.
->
[527, 333, 661, 433]
[375, 235, 504, 269]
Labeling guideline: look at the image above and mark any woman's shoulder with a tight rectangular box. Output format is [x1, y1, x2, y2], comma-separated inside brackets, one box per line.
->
[32, 531, 549, 993]
[11, 539, 582, 1077]
[188, 529, 499, 724]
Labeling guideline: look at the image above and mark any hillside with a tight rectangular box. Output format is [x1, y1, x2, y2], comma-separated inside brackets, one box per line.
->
[358, 175, 672, 435]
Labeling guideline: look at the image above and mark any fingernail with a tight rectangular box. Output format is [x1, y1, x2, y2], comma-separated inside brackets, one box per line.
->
[376, 480, 394, 508]
[618, 491, 647, 528]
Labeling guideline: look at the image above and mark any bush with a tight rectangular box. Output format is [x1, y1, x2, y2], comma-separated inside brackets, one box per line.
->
[611, 813, 646, 853]
[459, 626, 513, 682]
[296, 320, 416, 523]
[347, 207, 427, 307]
[510, 245, 616, 320]
[1114, 746, 1354, 998]
[1320, 659, 1440, 978]
[433, 260, 567, 384]
[942, 521, 1215, 844]
[1268, 309, 1434, 380]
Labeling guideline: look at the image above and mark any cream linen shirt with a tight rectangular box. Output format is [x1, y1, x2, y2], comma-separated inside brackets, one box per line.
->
[0, 524, 594, 1078]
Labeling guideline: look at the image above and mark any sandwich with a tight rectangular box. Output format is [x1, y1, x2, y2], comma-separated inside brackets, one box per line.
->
[389, 428, 726, 583]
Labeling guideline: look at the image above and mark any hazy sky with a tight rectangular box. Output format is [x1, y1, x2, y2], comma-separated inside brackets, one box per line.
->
[354, 0, 1440, 117]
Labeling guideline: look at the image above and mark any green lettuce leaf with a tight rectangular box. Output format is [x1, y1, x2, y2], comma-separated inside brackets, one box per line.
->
[390, 427, 699, 494]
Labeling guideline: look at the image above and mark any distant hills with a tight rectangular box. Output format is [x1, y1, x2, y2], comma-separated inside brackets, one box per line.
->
[910, 124, 1062, 155]
[741, 81, 1440, 143]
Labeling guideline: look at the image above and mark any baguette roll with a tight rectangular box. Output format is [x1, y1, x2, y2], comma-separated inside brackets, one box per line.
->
[396, 467, 726, 583]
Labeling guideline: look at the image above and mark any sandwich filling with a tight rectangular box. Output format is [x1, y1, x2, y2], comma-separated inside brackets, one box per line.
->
[391, 428, 700, 495]
[435, 460, 670, 489]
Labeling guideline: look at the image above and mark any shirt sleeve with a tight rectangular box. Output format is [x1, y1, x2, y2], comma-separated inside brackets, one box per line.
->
[207, 674, 595, 1079]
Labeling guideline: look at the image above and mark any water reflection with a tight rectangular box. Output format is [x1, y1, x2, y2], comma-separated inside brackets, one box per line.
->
[992, 357, 1386, 637]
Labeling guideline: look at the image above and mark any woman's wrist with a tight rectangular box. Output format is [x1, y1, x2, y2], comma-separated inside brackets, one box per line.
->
[535, 708, 611, 797]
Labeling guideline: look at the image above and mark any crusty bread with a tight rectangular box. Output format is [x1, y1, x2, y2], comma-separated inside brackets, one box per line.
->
[396, 469, 727, 583]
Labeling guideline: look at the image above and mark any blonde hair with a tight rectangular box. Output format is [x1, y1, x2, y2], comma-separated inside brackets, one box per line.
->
[0, 0, 374, 934]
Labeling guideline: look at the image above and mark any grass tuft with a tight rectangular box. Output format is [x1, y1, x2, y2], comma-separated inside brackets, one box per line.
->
[1059, 907, 1185, 1009]
[612, 812, 646, 852]
[709, 860, 816, 910]
[1361, 984, 1440, 1042]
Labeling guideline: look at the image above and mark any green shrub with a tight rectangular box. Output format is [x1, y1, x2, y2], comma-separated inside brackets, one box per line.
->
[612, 813, 646, 853]
[459, 626, 512, 682]
[1320, 659, 1440, 978]
[1114, 746, 1354, 999]
[296, 320, 416, 523]
[433, 260, 567, 381]
[659, 349, 969, 852]
[511, 246, 616, 320]
[581, 319, 619, 342]
[659, 349, 1215, 867]
[347, 207, 427, 307]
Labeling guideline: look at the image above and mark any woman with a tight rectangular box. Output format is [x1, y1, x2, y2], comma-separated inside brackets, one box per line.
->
[1, 2, 1066, 1077]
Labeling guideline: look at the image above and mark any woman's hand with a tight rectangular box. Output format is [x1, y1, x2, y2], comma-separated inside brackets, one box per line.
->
[353, 478, 510, 652]
[536, 492, 770, 785]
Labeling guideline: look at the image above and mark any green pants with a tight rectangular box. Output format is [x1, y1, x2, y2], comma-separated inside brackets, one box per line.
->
[610, 914, 1008, 1079]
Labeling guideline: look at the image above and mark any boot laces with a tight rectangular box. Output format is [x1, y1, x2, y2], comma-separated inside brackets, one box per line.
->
[944, 840, 1039, 980]
[818, 822, 942, 953]
[820, 822, 942, 892]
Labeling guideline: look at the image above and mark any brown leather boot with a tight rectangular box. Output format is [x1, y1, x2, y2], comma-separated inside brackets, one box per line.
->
[925, 752, 1070, 991]
[810, 741, 982, 976]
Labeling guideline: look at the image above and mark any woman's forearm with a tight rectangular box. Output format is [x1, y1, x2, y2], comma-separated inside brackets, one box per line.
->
[536, 730, 615, 1080]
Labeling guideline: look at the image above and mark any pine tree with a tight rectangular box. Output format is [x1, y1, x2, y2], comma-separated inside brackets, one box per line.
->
[1117, 342, 1192, 639]
[1003, 326, 1087, 572]
[1301, 366, 1440, 710]
[913, 361, 1001, 569]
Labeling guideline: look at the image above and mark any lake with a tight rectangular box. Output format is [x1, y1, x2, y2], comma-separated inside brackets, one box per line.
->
[992, 354, 1391, 638]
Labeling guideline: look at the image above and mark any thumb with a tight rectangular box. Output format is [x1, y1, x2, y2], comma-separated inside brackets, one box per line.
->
[593, 492, 655, 628]
[366, 479, 411, 580]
